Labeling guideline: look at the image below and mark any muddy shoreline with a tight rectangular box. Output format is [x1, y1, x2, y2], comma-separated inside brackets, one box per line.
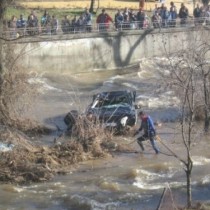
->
[0, 124, 137, 185]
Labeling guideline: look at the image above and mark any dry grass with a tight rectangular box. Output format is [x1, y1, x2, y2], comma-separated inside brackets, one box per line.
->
[18, 0, 195, 14]
[0, 113, 136, 184]
[20, 1, 142, 10]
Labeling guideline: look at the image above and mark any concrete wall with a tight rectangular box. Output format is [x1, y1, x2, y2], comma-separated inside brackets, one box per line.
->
[10, 27, 210, 75]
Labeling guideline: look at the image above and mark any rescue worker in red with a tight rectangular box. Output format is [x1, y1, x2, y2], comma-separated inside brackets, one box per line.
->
[134, 111, 159, 154]
[96, 9, 113, 31]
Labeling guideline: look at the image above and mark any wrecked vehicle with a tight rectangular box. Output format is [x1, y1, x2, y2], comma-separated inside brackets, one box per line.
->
[64, 90, 140, 133]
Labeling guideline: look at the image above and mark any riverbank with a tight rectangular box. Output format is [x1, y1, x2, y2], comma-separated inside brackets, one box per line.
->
[0, 121, 136, 184]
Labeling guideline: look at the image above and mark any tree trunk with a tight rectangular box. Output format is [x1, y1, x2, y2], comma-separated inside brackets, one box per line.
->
[89, 0, 95, 13]
[186, 168, 192, 208]
[0, 40, 2, 75]
[204, 110, 210, 132]
[203, 75, 210, 132]
[186, 149, 193, 208]
[193, 0, 196, 10]
[139, 0, 145, 9]
[0, 2, 4, 75]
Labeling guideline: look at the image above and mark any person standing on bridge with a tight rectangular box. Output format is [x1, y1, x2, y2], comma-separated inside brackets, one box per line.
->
[115, 10, 124, 30]
[152, 11, 162, 28]
[136, 8, 146, 29]
[169, 2, 177, 27]
[8, 15, 17, 39]
[96, 9, 113, 32]
[51, 15, 58, 35]
[17, 14, 26, 29]
[179, 3, 189, 26]
[84, 8, 92, 32]
[134, 111, 159, 154]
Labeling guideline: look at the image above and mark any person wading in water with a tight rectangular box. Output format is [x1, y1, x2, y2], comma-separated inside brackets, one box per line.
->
[134, 111, 159, 154]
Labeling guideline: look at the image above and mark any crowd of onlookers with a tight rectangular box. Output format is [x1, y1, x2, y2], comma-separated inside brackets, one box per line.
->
[4, 10, 59, 38]
[152, 2, 210, 28]
[2, 2, 210, 38]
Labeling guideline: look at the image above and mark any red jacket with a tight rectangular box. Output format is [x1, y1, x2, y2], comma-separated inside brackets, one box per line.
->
[96, 13, 113, 25]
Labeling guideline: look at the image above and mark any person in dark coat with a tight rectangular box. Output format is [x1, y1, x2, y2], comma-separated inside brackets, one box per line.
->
[96, 9, 113, 31]
[136, 8, 146, 29]
[179, 3, 189, 26]
[169, 4, 177, 27]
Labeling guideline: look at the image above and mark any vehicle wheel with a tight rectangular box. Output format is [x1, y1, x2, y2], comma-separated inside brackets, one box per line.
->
[115, 124, 127, 135]
[64, 110, 79, 127]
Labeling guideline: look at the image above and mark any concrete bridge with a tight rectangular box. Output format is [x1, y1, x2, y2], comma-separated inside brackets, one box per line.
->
[8, 26, 210, 75]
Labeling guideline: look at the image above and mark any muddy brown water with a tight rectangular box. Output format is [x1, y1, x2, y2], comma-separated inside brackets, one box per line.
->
[1, 58, 210, 210]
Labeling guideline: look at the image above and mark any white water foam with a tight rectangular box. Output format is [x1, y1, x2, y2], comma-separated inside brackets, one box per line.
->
[136, 93, 179, 109]
[133, 167, 181, 190]
[28, 77, 63, 93]
[121, 82, 139, 90]
[192, 156, 210, 166]
[69, 194, 120, 210]
[13, 187, 24, 193]
[133, 177, 166, 190]
[133, 177, 186, 190]
[148, 96, 179, 108]
[138, 57, 172, 78]
[201, 175, 210, 184]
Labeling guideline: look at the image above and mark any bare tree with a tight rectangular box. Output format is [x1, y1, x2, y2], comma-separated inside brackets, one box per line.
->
[0, 1, 38, 131]
[159, 34, 210, 208]
[139, 0, 145, 9]
[192, 42, 210, 132]
[168, 53, 196, 208]
[89, 0, 95, 13]
[0, 0, 14, 72]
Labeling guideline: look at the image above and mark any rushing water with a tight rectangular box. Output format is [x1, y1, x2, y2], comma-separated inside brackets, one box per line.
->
[1, 58, 210, 210]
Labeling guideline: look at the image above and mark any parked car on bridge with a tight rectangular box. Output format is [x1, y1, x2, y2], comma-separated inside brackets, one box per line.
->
[64, 90, 140, 133]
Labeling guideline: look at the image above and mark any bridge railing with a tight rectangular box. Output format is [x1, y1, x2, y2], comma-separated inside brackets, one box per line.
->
[0, 17, 208, 41]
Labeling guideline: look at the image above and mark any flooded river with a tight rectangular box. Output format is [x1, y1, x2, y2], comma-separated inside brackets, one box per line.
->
[1, 58, 210, 210]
